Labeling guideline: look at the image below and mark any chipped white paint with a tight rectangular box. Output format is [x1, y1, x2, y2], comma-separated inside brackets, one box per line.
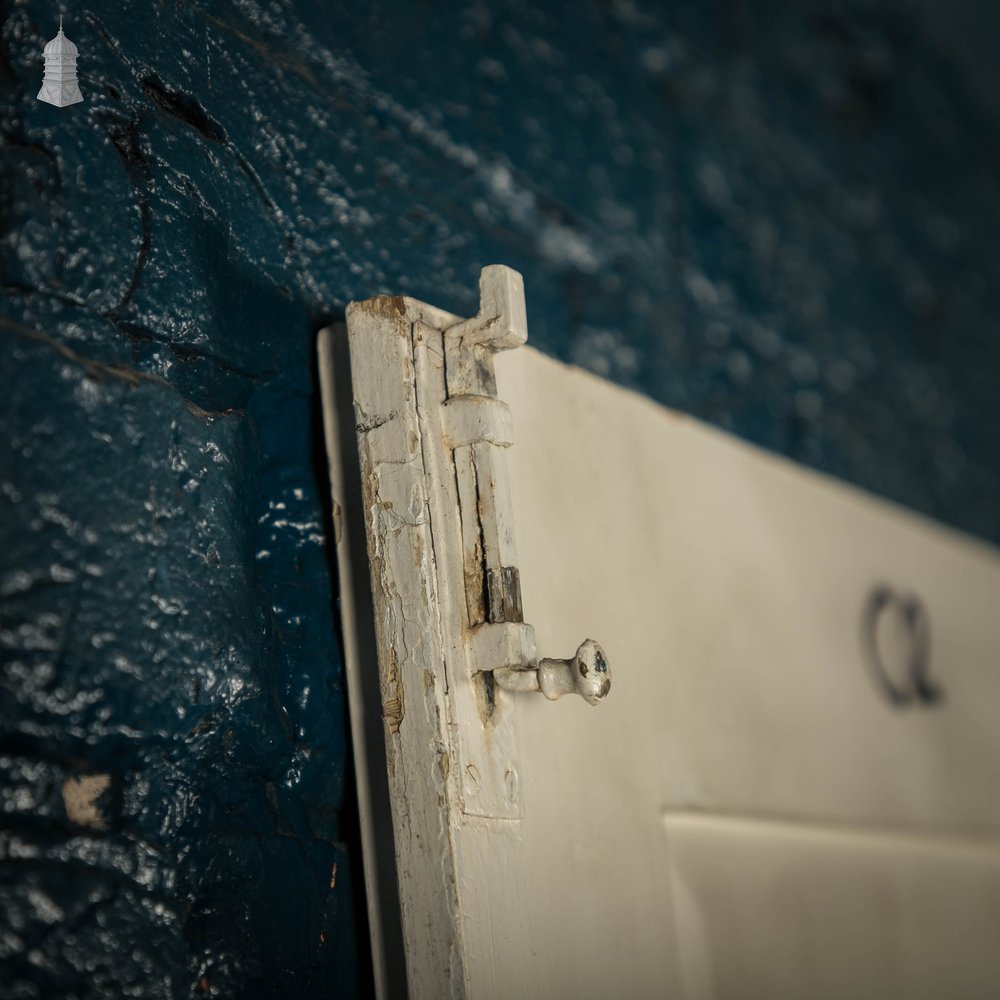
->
[320, 268, 611, 998]
[324, 296, 466, 998]
[321, 271, 1000, 998]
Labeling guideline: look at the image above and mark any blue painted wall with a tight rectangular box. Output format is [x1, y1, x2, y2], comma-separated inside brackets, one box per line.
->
[2, 0, 998, 995]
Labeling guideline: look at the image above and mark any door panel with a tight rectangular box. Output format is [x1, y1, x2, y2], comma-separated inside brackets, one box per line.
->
[665, 814, 1000, 1000]
[321, 287, 1000, 999]
[500, 347, 1000, 837]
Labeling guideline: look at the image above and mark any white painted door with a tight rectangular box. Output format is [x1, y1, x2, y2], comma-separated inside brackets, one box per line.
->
[319, 269, 1000, 1000]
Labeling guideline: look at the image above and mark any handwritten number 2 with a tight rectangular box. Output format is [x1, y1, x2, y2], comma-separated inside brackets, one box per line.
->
[861, 585, 942, 708]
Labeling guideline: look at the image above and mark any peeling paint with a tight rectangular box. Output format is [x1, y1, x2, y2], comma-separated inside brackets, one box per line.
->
[5, 0, 1000, 994]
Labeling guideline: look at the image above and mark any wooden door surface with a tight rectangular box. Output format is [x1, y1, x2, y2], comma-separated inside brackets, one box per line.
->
[320, 273, 1000, 1000]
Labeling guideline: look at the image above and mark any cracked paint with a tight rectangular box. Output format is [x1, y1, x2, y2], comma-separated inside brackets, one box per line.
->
[3, 0, 1000, 996]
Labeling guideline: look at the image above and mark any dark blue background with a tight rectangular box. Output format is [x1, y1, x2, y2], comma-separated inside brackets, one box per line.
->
[2, 0, 999, 995]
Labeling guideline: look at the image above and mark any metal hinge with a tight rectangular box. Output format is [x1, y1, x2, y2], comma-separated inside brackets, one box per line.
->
[440, 265, 613, 707]
[338, 265, 610, 821]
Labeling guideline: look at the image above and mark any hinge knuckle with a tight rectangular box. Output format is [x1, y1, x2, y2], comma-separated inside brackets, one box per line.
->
[469, 621, 537, 674]
[441, 395, 514, 449]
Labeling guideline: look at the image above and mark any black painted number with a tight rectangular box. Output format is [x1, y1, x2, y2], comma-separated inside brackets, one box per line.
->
[861, 585, 942, 707]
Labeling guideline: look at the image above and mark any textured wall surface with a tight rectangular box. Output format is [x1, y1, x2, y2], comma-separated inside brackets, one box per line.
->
[2, 0, 999, 997]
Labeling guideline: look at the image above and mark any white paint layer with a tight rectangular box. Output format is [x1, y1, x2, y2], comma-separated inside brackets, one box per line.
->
[323, 287, 1000, 999]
